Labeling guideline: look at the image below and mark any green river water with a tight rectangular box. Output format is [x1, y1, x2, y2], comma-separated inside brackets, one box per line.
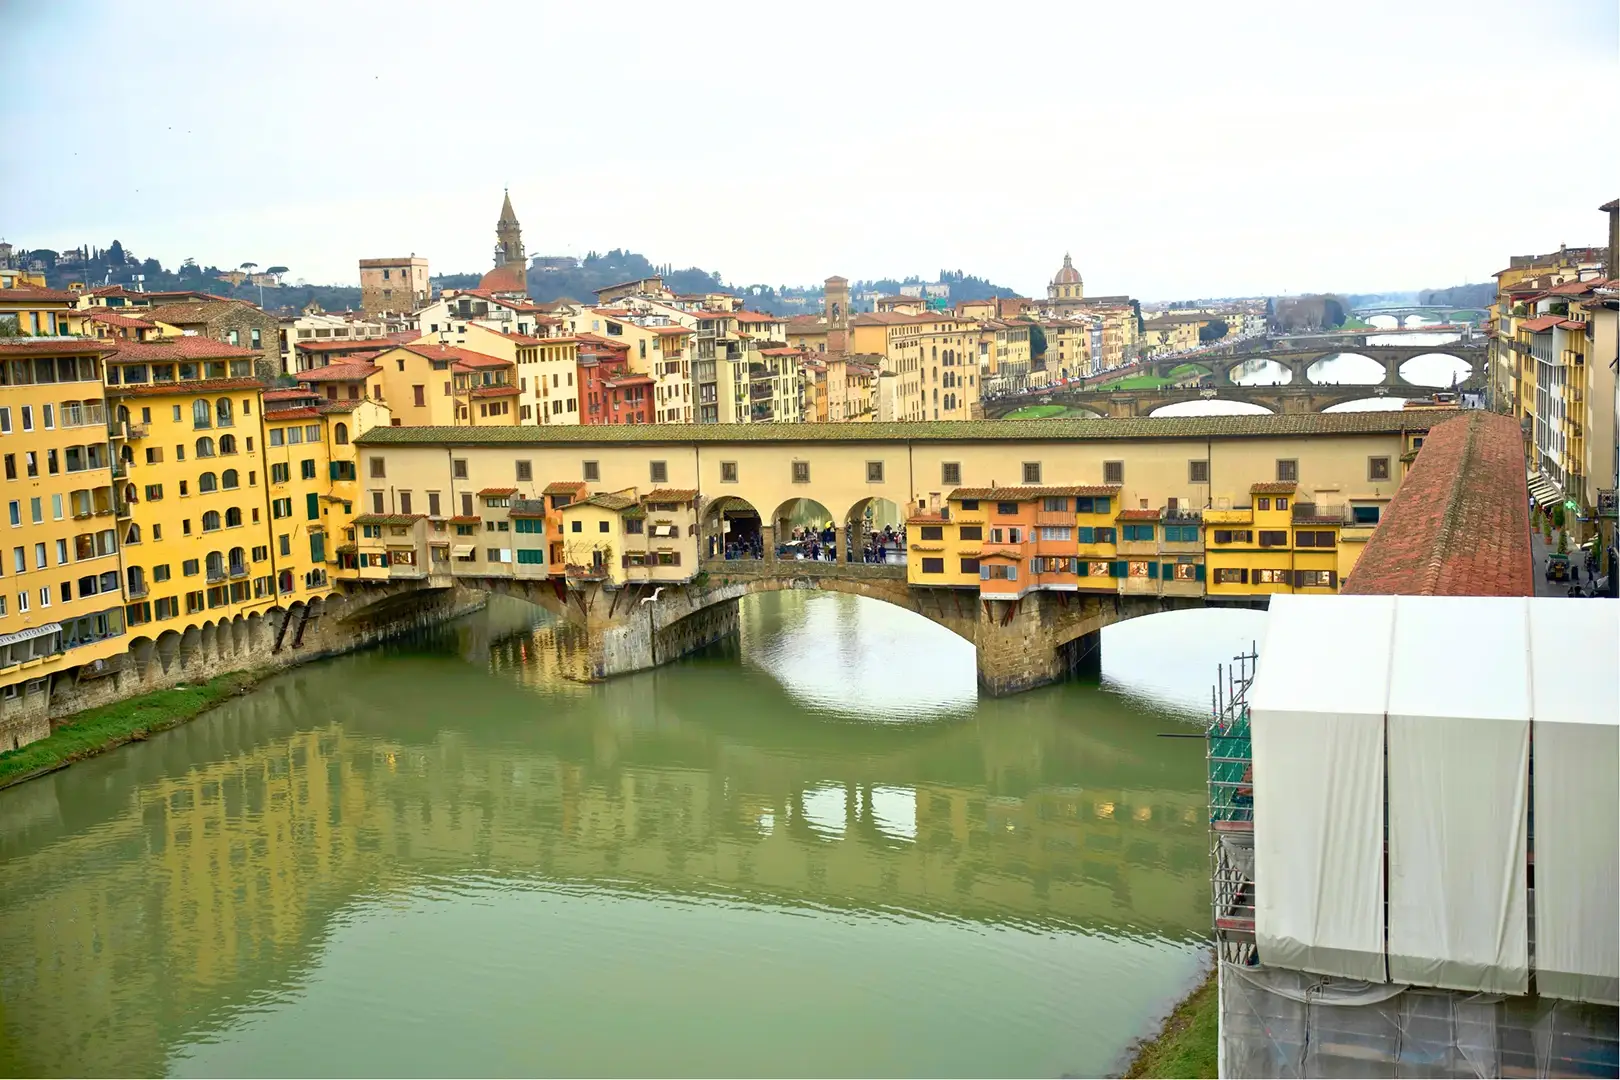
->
[0, 593, 1267, 1077]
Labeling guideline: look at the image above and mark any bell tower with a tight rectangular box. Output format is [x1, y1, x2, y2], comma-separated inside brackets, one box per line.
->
[494, 188, 525, 271]
[824, 275, 849, 331]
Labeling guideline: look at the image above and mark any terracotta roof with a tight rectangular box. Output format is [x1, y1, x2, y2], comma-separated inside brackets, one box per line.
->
[0, 338, 117, 357]
[1343, 412, 1531, 598]
[1518, 315, 1562, 332]
[143, 300, 267, 325]
[314, 400, 360, 414]
[355, 410, 1462, 448]
[469, 384, 520, 397]
[85, 310, 157, 329]
[111, 377, 265, 398]
[1115, 508, 1163, 521]
[263, 387, 315, 401]
[1250, 481, 1298, 493]
[573, 492, 637, 511]
[0, 286, 78, 302]
[949, 485, 1122, 500]
[758, 347, 807, 357]
[389, 342, 509, 370]
[449, 515, 481, 524]
[649, 325, 691, 335]
[477, 264, 527, 294]
[264, 406, 322, 421]
[353, 513, 425, 526]
[573, 332, 630, 351]
[478, 487, 518, 496]
[644, 489, 697, 503]
[907, 511, 947, 525]
[108, 337, 259, 362]
[543, 481, 588, 495]
[602, 375, 653, 388]
[299, 362, 380, 382]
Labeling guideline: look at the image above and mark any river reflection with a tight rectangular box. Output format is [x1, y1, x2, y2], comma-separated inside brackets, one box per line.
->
[0, 594, 1250, 1078]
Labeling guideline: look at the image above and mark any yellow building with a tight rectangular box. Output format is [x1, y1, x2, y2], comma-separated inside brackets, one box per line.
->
[1040, 321, 1091, 381]
[0, 284, 89, 337]
[103, 338, 285, 639]
[1139, 315, 1203, 356]
[980, 320, 1032, 395]
[364, 342, 519, 427]
[556, 488, 700, 585]
[0, 339, 130, 747]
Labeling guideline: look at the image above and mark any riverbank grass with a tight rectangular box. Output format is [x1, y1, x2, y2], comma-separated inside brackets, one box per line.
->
[0, 671, 257, 789]
[1003, 404, 1068, 419]
[1124, 964, 1218, 1079]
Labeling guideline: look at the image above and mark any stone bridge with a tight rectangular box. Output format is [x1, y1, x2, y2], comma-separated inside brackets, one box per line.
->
[455, 560, 1208, 695]
[1138, 342, 1483, 386]
[987, 383, 1434, 419]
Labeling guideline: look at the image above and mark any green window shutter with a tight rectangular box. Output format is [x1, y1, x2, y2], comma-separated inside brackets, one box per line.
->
[1096, 498, 1110, 515]
[309, 533, 326, 563]
[1076, 560, 1088, 577]
[1111, 560, 1127, 578]
[328, 462, 339, 481]
[1195, 563, 1206, 582]
[306, 492, 319, 520]
[1148, 561, 1159, 578]
[1078, 526, 1094, 543]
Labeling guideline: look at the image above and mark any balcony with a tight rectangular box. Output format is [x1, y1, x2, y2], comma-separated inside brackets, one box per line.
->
[59, 404, 107, 429]
[126, 581, 149, 599]
[1162, 507, 1203, 524]
[1291, 502, 1349, 524]
[1203, 508, 1253, 525]
[206, 569, 228, 584]
[1035, 511, 1073, 526]
[229, 564, 248, 580]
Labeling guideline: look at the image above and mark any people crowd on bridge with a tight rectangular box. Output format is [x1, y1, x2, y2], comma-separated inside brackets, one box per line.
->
[711, 522, 906, 564]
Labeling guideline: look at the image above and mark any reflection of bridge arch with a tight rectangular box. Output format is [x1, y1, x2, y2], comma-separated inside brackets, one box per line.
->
[984, 384, 1428, 419]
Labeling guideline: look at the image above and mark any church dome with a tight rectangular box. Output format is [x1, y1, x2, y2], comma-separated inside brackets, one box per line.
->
[479, 263, 527, 294]
[1052, 253, 1083, 286]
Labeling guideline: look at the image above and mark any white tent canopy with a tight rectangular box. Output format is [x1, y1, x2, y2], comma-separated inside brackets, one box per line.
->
[1528, 598, 1620, 1005]
[1248, 594, 1618, 1000]
[1251, 594, 1393, 982]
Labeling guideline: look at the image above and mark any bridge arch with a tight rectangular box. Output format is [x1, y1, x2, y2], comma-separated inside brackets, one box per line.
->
[703, 495, 764, 560]
[771, 497, 837, 561]
[1398, 352, 1473, 388]
[1305, 352, 1389, 385]
[843, 496, 906, 563]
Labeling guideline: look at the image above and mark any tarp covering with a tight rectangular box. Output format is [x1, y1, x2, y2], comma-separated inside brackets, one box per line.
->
[1251, 594, 1393, 982]
[1386, 597, 1530, 995]
[1529, 598, 1620, 1005]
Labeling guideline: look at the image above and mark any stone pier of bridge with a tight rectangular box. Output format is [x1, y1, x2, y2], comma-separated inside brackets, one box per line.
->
[485, 562, 1201, 696]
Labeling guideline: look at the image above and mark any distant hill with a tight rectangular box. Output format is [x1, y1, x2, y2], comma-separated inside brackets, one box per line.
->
[10, 239, 1020, 319]
[1418, 282, 1494, 308]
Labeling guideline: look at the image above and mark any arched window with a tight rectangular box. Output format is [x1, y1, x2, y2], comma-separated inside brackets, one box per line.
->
[202, 510, 221, 532]
[228, 547, 246, 573]
[196, 436, 215, 458]
[116, 404, 131, 425]
[225, 507, 242, 528]
[216, 398, 233, 426]
[123, 483, 138, 504]
[206, 551, 224, 578]
[278, 569, 294, 594]
[198, 471, 218, 493]
[221, 469, 239, 490]
[120, 444, 134, 465]
[192, 398, 212, 429]
[219, 433, 237, 455]
[333, 422, 349, 445]
[124, 522, 141, 545]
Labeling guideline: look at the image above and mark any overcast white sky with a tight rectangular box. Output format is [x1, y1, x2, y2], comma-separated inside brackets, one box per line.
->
[2, 0, 1615, 299]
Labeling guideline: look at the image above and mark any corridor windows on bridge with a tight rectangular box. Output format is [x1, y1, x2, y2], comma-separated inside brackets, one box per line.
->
[941, 462, 961, 486]
[1276, 459, 1299, 483]
[1104, 460, 1124, 484]
[649, 460, 668, 484]
[452, 459, 468, 480]
[515, 460, 532, 482]
[369, 456, 386, 479]
[1022, 462, 1041, 484]
[866, 461, 884, 483]
[371, 492, 384, 514]
[1189, 459, 1210, 483]
[720, 461, 738, 483]
[1368, 456, 1392, 481]
[792, 461, 810, 484]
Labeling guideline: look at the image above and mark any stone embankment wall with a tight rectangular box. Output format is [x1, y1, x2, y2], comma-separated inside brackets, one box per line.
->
[0, 585, 486, 751]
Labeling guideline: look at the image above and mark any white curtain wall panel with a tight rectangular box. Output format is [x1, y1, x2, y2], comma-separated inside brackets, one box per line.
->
[1386, 597, 1531, 995]
[1529, 598, 1620, 1005]
[1252, 595, 1393, 982]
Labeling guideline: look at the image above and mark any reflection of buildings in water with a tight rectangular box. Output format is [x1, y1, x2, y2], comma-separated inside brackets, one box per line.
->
[0, 673, 1209, 1075]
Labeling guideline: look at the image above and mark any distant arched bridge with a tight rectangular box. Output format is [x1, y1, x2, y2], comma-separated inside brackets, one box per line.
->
[1134, 342, 1482, 386]
[986, 383, 1435, 419]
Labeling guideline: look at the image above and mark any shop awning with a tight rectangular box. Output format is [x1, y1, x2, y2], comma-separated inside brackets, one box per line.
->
[0, 623, 61, 649]
[451, 544, 475, 559]
[1528, 470, 1563, 510]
